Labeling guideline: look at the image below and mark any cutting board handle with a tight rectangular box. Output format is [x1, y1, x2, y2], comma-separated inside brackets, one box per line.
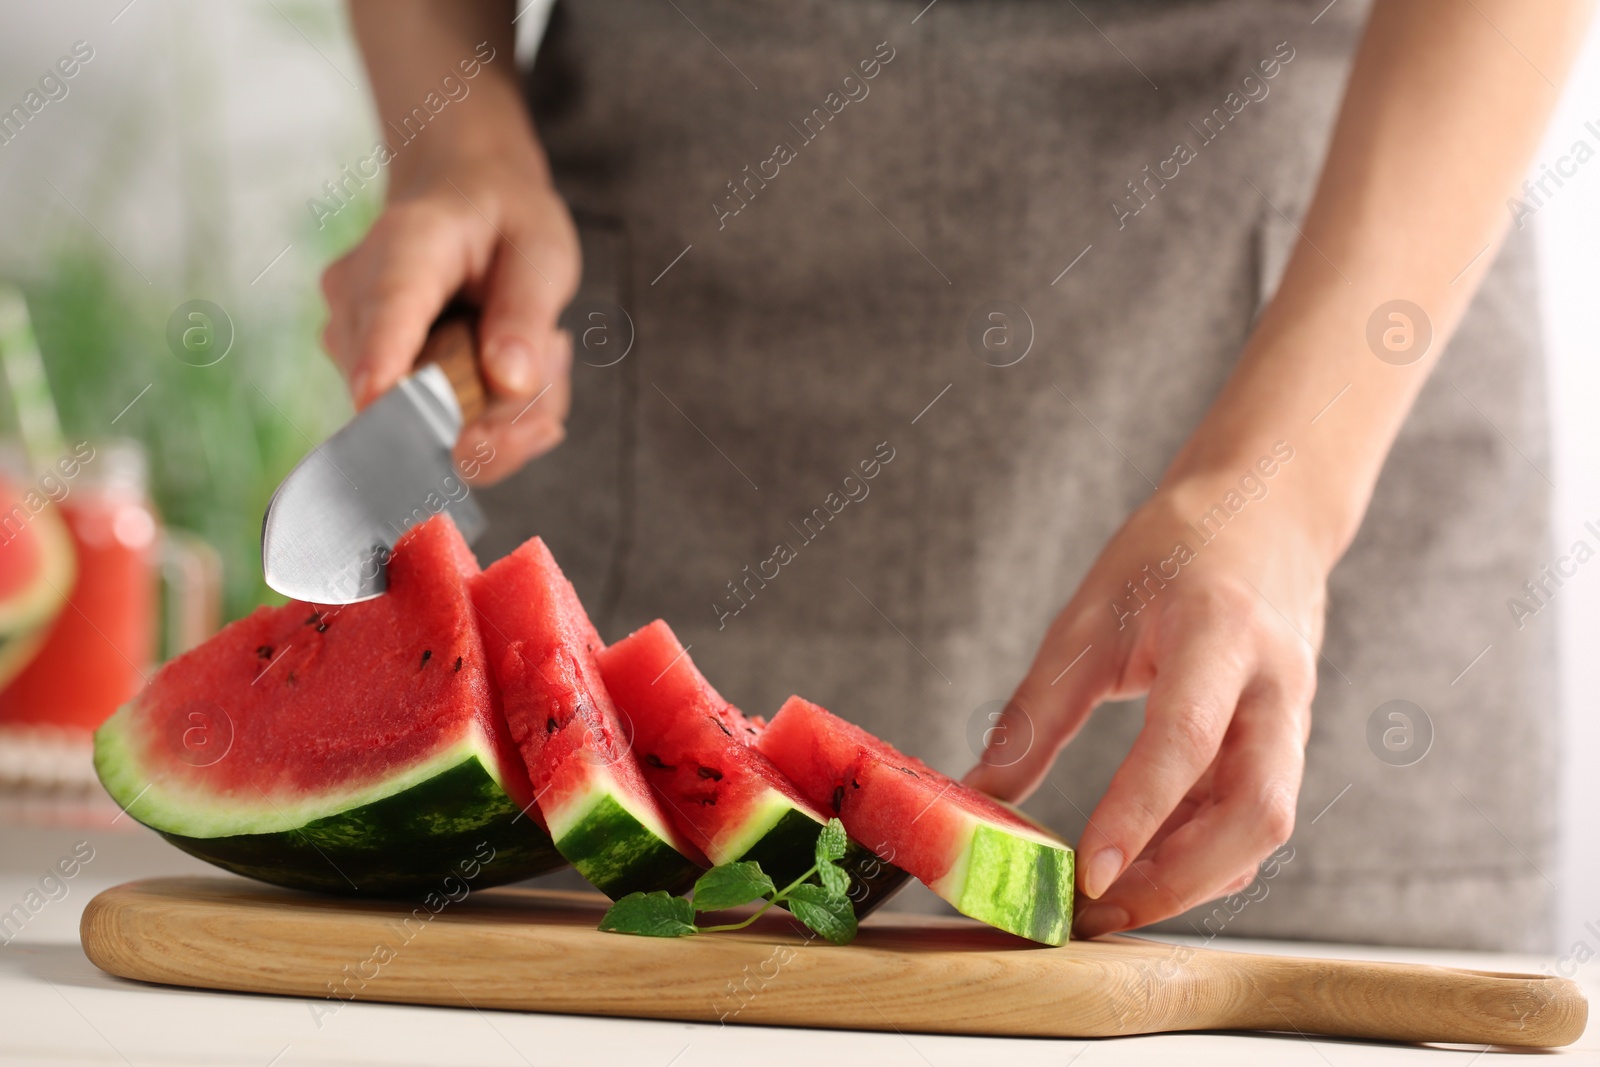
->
[1179, 951, 1588, 1047]
[417, 307, 486, 425]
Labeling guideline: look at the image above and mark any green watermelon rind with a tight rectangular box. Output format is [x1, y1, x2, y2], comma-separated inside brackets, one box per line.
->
[931, 819, 1076, 946]
[551, 787, 703, 898]
[0, 504, 73, 687]
[95, 706, 529, 840]
[155, 757, 567, 896]
[725, 797, 909, 916]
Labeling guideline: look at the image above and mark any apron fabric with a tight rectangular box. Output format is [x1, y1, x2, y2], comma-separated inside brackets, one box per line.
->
[484, 0, 1560, 951]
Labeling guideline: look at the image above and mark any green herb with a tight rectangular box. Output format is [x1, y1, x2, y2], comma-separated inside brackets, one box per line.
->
[598, 818, 860, 945]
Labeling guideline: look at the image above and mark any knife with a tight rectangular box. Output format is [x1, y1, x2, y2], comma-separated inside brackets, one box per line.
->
[261, 311, 488, 604]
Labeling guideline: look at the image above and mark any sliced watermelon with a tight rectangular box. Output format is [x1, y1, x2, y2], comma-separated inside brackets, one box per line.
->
[597, 619, 907, 913]
[0, 476, 74, 693]
[471, 540, 704, 898]
[93, 516, 565, 895]
[757, 696, 1075, 944]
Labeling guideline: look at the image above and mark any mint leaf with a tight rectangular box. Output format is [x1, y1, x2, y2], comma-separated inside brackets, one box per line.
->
[691, 861, 775, 912]
[787, 883, 858, 945]
[816, 859, 850, 899]
[815, 818, 848, 864]
[599, 891, 697, 937]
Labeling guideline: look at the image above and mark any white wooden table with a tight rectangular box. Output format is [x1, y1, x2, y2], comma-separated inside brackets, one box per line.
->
[3, 814, 1595, 1066]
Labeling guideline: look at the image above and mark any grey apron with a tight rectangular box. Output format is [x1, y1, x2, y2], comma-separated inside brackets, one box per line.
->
[486, 0, 1559, 951]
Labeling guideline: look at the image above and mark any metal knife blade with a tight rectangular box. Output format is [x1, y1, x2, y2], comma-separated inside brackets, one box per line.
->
[261, 363, 484, 604]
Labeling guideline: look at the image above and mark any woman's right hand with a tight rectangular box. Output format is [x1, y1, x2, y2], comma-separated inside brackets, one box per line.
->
[320, 138, 581, 486]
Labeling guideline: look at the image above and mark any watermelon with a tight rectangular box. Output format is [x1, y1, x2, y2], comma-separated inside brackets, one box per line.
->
[470, 539, 705, 898]
[597, 619, 907, 913]
[757, 696, 1075, 944]
[93, 516, 565, 895]
[0, 477, 74, 692]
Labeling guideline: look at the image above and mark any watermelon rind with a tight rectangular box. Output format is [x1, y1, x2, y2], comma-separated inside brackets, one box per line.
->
[544, 772, 703, 898]
[156, 756, 566, 896]
[0, 502, 73, 687]
[933, 821, 1075, 946]
[94, 712, 567, 895]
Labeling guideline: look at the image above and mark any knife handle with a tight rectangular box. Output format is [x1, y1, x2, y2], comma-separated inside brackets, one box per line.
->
[417, 312, 487, 425]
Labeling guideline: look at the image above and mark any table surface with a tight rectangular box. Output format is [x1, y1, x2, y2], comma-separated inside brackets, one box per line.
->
[3, 811, 1597, 1067]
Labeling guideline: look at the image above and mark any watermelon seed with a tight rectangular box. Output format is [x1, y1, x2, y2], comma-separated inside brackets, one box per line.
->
[303, 611, 321, 626]
[696, 766, 723, 781]
[546, 717, 558, 734]
[420, 649, 433, 668]
[898, 766, 919, 778]
[831, 785, 844, 813]
[644, 753, 675, 770]
[256, 645, 273, 660]
[710, 716, 733, 738]
[852, 779, 861, 789]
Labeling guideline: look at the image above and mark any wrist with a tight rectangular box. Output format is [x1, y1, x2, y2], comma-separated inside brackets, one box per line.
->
[1161, 438, 1366, 571]
[384, 75, 550, 196]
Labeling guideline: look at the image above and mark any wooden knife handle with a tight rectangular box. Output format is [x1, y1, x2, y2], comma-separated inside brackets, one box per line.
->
[417, 310, 486, 425]
[1175, 950, 1589, 1048]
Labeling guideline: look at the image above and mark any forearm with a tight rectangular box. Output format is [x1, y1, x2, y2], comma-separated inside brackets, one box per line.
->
[1166, 0, 1591, 566]
[346, 0, 545, 189]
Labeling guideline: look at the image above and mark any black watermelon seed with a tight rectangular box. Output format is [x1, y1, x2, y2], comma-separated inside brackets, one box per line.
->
[420, 649, 432, 667]
[710, 716, 733, 737]
[851, 779, 861, 789]
[303, 611, 321, 626]
[744, 726, 757, 734]
[546, 717, 558, 734]
[256, 645, 273, 660]
[644, 753, 675, 769]
[898, 766, 919, 777]
[831, 785, 844, 813]
[696, 766, 724, 781]
[453, 656, 463, 672]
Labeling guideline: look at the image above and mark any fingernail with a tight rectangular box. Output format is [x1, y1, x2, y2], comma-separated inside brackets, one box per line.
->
[1074, 904, 1130, 940]
[485, 338, 536, 394]
[1083, 846, 1124, 900]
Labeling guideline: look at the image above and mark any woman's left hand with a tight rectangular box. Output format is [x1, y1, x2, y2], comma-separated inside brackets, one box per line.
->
[964, 458, 1328, 939]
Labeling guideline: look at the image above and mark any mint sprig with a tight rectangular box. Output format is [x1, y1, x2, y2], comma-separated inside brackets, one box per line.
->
[598, 818, 859, 946]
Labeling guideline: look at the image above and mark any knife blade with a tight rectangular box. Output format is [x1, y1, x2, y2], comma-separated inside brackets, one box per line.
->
[261, 316, 487, 604]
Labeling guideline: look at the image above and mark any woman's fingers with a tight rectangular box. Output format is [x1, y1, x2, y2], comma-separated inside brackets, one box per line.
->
[1074, 594, 1256, 901]
[455, 328, 574, 485]
[324, 203, 481, 407]
[963, 628, 1111, 803]
[477, 205, 579, 401]
[1074, 673, 1308, 938]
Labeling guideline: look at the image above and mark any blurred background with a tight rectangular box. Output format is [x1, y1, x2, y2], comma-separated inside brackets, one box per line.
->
[0, 0, 1593, 952]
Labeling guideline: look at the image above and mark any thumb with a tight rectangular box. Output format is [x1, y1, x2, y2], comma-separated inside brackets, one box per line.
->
[478, 231, 578, 402]
[964, 636, 1109, 802]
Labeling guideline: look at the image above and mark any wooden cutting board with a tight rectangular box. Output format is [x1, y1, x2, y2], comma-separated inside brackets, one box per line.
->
[80, 877, 1586, 1047]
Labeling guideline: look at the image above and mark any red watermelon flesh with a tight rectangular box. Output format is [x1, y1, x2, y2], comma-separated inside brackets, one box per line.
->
[92, 515, 566, 894]
[596, 619, 826, 864]
[99, 514, 534, 822]
[470, 539, 704, 897]
[757, 695, 1075, 944]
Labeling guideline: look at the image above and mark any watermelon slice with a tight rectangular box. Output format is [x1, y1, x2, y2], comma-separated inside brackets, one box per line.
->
[597, 619, 907, 913]
[757, 696, 1075, 944]
[93, 516, 566, 895]
[471, 539, 705, 898]
[0, 476, 74, 692]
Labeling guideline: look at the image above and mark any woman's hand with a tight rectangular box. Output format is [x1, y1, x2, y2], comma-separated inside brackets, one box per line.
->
[319, 127, 580, 486]
[965, 458, 1327, 939]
